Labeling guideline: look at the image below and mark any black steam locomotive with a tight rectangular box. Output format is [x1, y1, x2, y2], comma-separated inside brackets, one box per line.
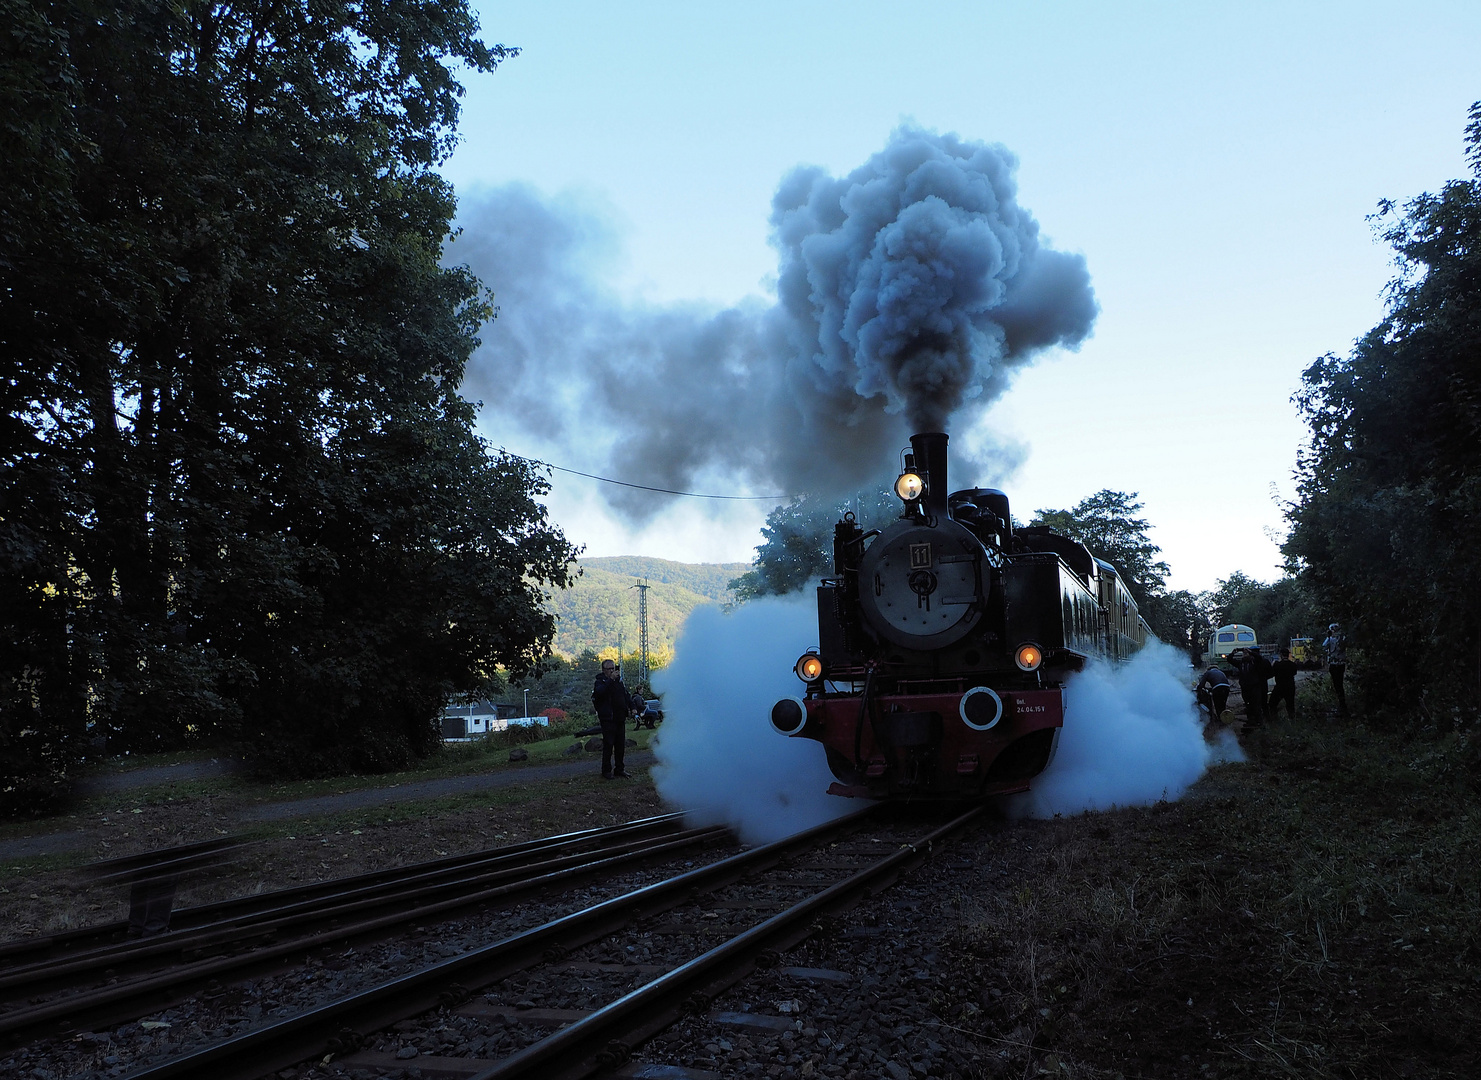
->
[770, 432, 1150, 800]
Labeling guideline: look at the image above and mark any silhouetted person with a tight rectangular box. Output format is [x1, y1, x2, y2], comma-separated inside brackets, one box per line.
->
[592, 659, 631, 778]
[1322, 623, 1348, 716]
[1196, 664, 1230, 725]
[1237, 648, 1272, 727]
[1269, 647, 1298, 721]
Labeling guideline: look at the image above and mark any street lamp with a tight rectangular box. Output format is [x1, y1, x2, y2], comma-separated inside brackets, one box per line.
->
[522, 688, 529, 720]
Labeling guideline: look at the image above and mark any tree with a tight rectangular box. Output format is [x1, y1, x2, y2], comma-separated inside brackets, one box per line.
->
[1207, 574, 1319, 652]
[1140, 589, 1216, 663]
[1, 1, 574, 802]
[729, 488, 902, 601]
[1030, 491, 1170, 608]
[1284, 102, 1481, 720]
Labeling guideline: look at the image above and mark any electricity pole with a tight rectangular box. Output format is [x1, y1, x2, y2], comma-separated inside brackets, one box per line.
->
[632, 580, 651, 690]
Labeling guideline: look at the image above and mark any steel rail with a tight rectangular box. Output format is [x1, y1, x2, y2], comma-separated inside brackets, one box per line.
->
[0, 819, 700, 1000]
[116, 807, 876, 1080]
[470, 805, 985, 1080]
[0, 813, 687, 967]
[0, 824, 731, 1044]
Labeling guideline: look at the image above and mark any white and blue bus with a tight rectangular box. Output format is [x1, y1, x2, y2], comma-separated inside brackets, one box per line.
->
[1209, 624, 1258, 659]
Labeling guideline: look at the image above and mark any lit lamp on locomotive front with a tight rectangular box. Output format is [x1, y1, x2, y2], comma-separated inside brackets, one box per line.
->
[770, 431, 1150, 801]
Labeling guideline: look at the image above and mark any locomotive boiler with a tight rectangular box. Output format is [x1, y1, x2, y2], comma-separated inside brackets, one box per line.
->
[770, 432, 1151, 800]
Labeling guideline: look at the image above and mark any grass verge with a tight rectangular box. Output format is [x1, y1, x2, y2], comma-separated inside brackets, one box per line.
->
[935, 706, 1480, 1078]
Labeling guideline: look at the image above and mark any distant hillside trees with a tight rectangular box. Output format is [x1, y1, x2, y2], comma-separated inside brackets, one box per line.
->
[1284, 103, 1481, 721]
[544, 558, 746, 660]
[0, 0, 575, 810]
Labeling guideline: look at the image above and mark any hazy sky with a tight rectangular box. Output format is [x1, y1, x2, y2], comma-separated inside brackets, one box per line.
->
[445, 1, 1479, 591]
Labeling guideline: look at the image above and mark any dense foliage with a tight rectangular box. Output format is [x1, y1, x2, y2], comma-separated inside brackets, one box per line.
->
[1284, 103, 1481, 721]
[729, 488, 901, 601]
[1030, 490, 1170, 605]
[1, 0, 576, 811]
[1208, 572, 1320, 652]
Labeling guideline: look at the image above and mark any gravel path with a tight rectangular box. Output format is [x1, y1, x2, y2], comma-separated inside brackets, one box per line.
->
[74, 760, 234, 796]
[239, 750, 656, 822]
[0, 751, 656, 861]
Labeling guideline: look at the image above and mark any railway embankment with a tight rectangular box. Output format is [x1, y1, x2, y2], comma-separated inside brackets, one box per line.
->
[3, 682, 1477, 1079]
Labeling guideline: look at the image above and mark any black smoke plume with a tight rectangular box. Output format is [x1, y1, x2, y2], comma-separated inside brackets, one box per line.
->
[454, 126, 1097, 517]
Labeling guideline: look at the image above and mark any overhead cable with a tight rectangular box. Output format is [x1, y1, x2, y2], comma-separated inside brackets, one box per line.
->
[501, 451, 795, 501]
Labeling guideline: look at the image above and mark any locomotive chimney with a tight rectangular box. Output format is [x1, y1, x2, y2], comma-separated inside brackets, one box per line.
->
[910, 432, 950, 518]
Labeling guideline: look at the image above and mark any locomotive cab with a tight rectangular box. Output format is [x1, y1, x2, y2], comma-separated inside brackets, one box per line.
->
[773, 431, 1148, 801]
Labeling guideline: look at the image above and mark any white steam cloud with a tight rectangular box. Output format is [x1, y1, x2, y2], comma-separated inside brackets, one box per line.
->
[653, 608, 1241, 836]
[453, 125, 1097, 518]
[650, 592, 854, 844]
[1011, 641, 1245, 818]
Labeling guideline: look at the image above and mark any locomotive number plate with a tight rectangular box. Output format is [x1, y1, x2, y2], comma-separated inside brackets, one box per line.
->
[909, 543, 932, 569]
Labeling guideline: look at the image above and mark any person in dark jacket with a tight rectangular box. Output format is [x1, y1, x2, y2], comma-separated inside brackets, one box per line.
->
[1236, 648, 1272, 727]
[1321, 623, 1348, 716]
[592, 659, 631, 778]
[1196, 664, 1231, 725]
[1268, 647, 1299, 720]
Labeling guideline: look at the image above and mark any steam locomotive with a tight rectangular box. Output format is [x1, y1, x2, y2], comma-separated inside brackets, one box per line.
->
[770, 432, 1151, 800]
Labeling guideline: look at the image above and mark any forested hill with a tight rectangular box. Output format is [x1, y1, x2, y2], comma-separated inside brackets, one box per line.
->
[547, 557, 749, 659]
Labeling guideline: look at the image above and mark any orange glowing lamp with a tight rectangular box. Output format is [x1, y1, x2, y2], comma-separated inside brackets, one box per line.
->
[1014, 643, 1043, 672]
[794, 653, 824, 682]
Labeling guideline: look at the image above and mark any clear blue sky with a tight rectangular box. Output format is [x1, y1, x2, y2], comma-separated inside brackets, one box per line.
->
[446, 1, 1479, 590]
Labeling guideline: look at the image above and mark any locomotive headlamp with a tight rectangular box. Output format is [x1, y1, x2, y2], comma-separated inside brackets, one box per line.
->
[794, 652, 824, 682]
[894, 471, 925, 502]
[1014, 642, 1044, 672]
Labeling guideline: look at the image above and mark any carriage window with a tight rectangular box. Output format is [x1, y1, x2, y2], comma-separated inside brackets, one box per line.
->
[1218, 632, 1235, 642]
[1236, 631, 1255, 641]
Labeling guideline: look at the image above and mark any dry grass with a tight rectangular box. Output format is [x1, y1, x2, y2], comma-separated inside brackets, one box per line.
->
[935, 705, 1481, 1079]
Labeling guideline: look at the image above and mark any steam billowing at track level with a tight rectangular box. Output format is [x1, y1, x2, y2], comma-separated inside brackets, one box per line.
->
[1009, 642, 1245, 820]
[649, 593, 855, 845]
[453, 126, 1097, 515]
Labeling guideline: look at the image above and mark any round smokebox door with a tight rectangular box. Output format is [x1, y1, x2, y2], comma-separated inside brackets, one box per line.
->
[857, 519, 983, 650]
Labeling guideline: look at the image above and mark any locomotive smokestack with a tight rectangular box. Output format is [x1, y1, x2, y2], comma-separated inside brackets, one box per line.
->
[910, 432, 950, 517]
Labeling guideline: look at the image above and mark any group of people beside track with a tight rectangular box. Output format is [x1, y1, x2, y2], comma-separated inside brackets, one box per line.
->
[1196, 624, 1349, 728]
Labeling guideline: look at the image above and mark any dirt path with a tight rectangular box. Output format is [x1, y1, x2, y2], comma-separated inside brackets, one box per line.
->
[74, 759, 234, 796]
[0, 751, 656, 862]
[239, 751, 655, 822]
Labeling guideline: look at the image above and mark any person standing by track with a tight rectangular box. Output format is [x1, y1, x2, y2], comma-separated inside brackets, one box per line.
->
[1268, 647, 1299, 721]
[1236, 648, 1273, 727]
[1322, 623, 1349, 716]
[592, 659, 632, 779]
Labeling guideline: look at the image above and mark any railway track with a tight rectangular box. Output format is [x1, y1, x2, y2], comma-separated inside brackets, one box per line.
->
[103, 803, 982, 1080]
[0, 812, 732, 1044]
